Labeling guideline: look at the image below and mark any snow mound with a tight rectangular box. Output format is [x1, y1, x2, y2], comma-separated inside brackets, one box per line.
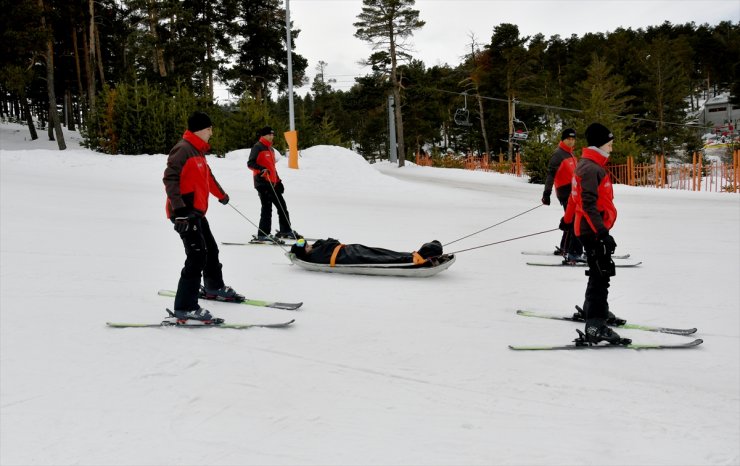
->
[278, 145, 400, 192]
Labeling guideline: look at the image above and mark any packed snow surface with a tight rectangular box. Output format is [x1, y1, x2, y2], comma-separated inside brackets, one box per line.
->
[1, 123, 738, 465]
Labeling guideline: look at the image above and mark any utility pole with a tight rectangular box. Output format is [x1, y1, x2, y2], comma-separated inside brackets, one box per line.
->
[388, 95, 397, 164]
[285, 0, 298, 168]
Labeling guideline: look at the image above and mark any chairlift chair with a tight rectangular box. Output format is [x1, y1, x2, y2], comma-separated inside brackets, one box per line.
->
[511, 118, 529, 140]
[454, 93, 473, 127]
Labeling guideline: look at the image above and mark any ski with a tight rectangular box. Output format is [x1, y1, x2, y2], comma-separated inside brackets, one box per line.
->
[107, 318, 295, 329]
[526, 260, 642, 268]
[222, 237, 318, 246]
[222, 241, 284, 246]
[521, 250, 630, 259]
[509, 338, 703, 351]
[516, 310, 697, 335]
[157, 289, 303, 310]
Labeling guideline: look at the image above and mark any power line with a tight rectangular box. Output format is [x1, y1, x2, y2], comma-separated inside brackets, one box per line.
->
[428, 87, 706, 129]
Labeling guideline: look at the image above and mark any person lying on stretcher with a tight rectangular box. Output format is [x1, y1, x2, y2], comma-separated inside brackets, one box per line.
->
[290, 238, 443, 266]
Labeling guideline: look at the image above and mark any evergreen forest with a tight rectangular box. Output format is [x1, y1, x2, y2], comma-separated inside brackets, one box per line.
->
[1, 0, 738, 180]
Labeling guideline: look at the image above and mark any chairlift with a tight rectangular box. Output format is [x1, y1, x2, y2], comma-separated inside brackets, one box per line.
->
[511, 118, 529, 141]
[454, 93, 473, 127]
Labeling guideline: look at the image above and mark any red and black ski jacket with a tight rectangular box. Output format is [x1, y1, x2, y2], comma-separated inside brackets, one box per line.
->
[543, 141, 577, 203]
[163, 130, 227, 219]
[563, 147, 617, 237]
[247, 136, 281, 190]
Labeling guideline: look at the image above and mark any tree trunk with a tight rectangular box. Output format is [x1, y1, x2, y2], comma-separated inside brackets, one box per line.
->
[72, 28, 83, 95]
[476, 91, 489, 157]
[66, 89, 76, 131]
[87, 0, 96, 109]
[206, 46, 214, 99]
[20, 88, 38, 141]
[507, 94, 514, 161]
[389, 33, 405, 167]
[95, 24, 105, 84]
[71, 27, 86, 125]
[146, 0, 167, 77]
[39, 0, 66, 149]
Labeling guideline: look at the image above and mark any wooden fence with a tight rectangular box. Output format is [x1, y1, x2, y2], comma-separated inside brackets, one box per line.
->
[607, 150, 740, 193]
[415, 149, 740, 193]
[415, 152, 525, 177]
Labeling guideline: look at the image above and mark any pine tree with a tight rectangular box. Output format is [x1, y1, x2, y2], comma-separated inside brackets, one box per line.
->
[354, 0, 425, 167]
[221, 0, 307, 102]
[0, 0, 45, 139]
[639, 36, 691, 156]
[572, 53, 642, 163]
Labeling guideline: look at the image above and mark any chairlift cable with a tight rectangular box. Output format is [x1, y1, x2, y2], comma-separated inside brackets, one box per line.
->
[426, 87, 705, 129]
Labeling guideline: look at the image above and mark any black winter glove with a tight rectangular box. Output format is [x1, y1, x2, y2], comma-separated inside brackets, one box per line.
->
[596, 257, 616, 278]
[541, 193, 551, 205]
[173, 209, 199, 234]
[219, 194, 230, 205]
[275, 181, 285, 194]
[558, 217, 571, 231]
[599, 234, 617, 255]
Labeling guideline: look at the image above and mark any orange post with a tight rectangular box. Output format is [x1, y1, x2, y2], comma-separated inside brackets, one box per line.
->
[284, 130, 299, 169]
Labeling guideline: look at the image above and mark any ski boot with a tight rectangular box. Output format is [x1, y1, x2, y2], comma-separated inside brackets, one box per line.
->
[275, 230, 303, 240]
[572, 305, 627, 327]
[200, 285, 245, 303]
[252, 234, 285, 245]
[166, 307, 224, 326]
[562, 253, 587, 265]
[574, 319, 631, 346]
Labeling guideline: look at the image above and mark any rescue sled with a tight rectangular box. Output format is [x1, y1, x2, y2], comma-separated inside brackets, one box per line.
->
[286, 253, 456, 277]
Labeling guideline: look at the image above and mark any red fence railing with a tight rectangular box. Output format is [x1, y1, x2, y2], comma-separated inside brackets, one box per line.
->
[415, 150, 740, 194]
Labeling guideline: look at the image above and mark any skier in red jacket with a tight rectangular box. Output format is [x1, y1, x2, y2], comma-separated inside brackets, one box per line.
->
[542, 128, 583, 262]
[163, 111, 243, 321]
[562, 123, 623, 345]
[247, 126, 301, 242]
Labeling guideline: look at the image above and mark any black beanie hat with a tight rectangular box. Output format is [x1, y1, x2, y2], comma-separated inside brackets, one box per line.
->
[258, 126, 275, 137]
[187, 111, 212, 132]
[560, 128, 576, 141]
[585, 123, 614, 148]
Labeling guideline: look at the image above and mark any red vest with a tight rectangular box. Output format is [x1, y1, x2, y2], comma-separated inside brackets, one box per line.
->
[565, 148, 617, 236]
[553, 141, 577, 188]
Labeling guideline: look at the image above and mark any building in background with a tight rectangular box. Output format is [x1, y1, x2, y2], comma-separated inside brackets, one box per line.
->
[702, 93, 740, 142]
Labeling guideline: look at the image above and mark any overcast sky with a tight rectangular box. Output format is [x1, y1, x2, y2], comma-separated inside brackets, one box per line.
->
[216, 0, 739, 100]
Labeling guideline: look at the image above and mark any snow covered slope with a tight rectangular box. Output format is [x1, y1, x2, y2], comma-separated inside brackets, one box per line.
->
[1, 122, 738, 465]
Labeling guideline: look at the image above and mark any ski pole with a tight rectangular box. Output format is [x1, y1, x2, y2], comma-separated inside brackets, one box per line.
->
[443, 204, 544, 247]
[268, 181, 300, 240]
[447, 228, 559, 255]
[227, 203, 290, 251]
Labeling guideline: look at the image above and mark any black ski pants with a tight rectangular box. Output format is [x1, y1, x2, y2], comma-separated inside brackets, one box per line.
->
[174, 216, 224, 311]
[579, 234, 615, 321]
[257, 184, 291, 236]
[557, 194, 583, 256]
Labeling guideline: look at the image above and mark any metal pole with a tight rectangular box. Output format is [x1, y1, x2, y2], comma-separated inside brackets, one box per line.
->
[285, 0, 295, 130]
[388, 95, 397, 164]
